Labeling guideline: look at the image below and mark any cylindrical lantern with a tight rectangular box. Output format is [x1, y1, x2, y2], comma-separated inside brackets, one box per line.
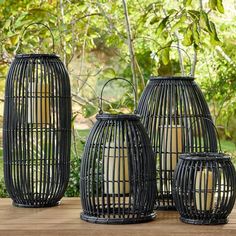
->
[3, 23, 71, 207]
[137, 76, 218, 209]
[80, 78, 157, 224]
[173, 153, 236, 224]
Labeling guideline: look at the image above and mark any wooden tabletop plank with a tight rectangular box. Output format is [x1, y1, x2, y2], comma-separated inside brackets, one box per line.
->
[0, 198, 235, 236]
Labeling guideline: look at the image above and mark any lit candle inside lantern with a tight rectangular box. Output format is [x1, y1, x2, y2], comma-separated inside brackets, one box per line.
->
[28, 82, 50, 124]
[195, 169, 213, 211]
[104, 143, 129, 194]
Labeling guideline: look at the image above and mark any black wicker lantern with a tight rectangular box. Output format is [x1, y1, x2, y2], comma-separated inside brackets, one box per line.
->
[80, 78, 156, 224]
[137, 76, 218, 210]
[3, 23, 71, 207]
[173, 152, 236, 225]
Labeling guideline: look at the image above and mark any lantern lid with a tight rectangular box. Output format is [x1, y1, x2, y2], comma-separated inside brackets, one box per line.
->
[15, 54, 59, 59]
[149, 76, 194, 81]
[179, 152, 230, 161]
[96, 113, 140, 121]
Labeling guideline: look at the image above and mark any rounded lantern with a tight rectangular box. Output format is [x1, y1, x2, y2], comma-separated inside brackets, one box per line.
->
[80, 78, 157, 224]
[173, 153, 236, 224]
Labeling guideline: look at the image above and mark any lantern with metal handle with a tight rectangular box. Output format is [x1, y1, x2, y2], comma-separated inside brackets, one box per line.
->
[3, 23, 72, 207]
[173, 120, 236, 224]
[137, 46, 218, 210]
[80, 78, 157, 224]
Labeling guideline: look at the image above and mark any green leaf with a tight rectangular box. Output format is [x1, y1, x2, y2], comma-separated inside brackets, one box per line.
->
[182, 26, 193, 46]
[168, 9, 178, 15]
[171, 14, 187, 32]
[209, 21, 221, 45]
[200, 10, 212, 33]
[9, 34, 19, 46]
[102, 68, 116, 78]
[161, 47, 170, 65]
[184, 0, 192, 6]
[82, 104, 97, 118]
[156, 16, 169, 36]
[188, 10, 200, 20]
[192, 22, 200, 45]
[216, 0, 224, 13]
[150, 16, 159, 25]
[208, 0, 217, 10]
[13, 13, 30, 29]
[3, 19, 11, 29]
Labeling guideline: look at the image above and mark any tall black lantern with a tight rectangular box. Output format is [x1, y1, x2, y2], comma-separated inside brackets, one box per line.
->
[137, 76, 217, 210]
[173, 152, 236, 225]
[3, 24, 71, 207]
[80, 78, 156, 224]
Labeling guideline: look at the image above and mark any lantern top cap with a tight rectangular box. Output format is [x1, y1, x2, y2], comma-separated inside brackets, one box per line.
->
[179, 152, 230, 161]
[15, 54, 59, 59]
[96, 113, 140, 121]
[150, 76, 194, 81]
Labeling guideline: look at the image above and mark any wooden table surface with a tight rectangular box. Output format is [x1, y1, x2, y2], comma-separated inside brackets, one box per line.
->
[0, 198, 235, 236]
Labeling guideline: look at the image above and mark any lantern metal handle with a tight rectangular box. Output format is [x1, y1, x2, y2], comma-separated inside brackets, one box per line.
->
[189, 117, 222, 152]
[99, 77, 137, 114]
[15, 22, 55, 54]
[152, 45, 192, 76]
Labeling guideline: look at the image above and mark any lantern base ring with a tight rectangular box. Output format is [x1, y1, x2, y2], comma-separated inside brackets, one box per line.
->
[80, 212, 156, 224]
[180, 217, 228, 225]
[13, 201, 60, 208]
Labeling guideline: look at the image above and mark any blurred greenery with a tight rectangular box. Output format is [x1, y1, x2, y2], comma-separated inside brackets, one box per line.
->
[64, 129, 88, 197]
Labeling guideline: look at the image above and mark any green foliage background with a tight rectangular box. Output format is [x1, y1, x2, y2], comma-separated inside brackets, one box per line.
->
[0, 0, 235, 197]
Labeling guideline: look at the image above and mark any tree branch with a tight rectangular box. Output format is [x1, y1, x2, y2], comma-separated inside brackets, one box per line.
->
[79, 19, 90, 90]
[216, 46, 236, 66]
[191, 0, 202, 76]
[59, 0, 67, 66]
[75, 13, 102, 22]
[122, 0, 138, 100]
[134, 57, 145, 88]
[72, 93, 97, 107]
[191, 49, 197, 76]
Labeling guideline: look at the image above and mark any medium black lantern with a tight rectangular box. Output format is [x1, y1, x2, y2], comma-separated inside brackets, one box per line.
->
[137, 76, 217, 210]
[80, 78, 156, 224]
[3, 23, 72, 207]
[173, 152, 236, 225]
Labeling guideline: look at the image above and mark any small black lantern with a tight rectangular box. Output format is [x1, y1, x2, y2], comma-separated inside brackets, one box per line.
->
[137, 76, 218, 210]
[3, 23, 71, 207]
[80, 78, 157, 224]
[173, 152, 236, 225]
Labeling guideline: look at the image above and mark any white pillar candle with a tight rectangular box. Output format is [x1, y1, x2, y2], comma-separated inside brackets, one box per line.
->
[162, 125, 182, 171]
[28, 82, 50, 124]
[160, 125, 182, 192]
[104, 143, 130, 194]
[195, 169, 213, 211]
